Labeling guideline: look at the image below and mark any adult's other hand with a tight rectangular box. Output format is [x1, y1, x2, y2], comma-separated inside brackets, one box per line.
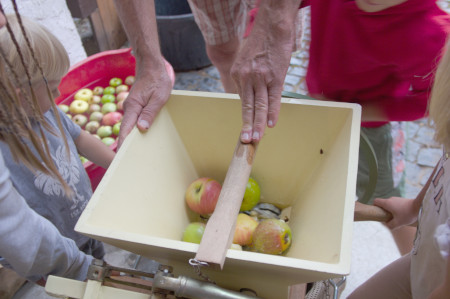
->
[231, 1, 301, 143]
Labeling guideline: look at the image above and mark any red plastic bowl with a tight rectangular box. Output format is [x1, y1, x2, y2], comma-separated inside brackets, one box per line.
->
[56, 48, 175, 191]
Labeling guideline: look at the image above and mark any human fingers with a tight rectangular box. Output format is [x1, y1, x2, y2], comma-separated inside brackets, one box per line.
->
[136, 91, 169, 131]
[251, 80, 268, 142]
[238, 77, 255, 143]
[117, 95, 141, 149]
[373, 197, 401, 229]
[267, 86, 282, 128]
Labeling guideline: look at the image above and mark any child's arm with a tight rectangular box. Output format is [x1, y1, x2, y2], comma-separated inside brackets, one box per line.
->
[75, 130, 115, 169]
[374, 161, 438, 229]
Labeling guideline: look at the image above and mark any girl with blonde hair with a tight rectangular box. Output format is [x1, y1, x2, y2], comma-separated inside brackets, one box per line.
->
[0, 9, 115, 292]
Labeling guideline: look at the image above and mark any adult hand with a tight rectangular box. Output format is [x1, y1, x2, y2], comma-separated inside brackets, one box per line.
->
[114, 0, 174, 148]
[373, 197, 418, 230]
[231, 1, 300, 144]
[117, 59, 174, 149]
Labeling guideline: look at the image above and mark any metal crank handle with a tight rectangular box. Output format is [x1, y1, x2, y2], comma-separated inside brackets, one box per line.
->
[153, 271, 261, 299]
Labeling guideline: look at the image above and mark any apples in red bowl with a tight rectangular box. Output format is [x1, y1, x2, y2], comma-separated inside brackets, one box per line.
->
[55, 48, 175, 190]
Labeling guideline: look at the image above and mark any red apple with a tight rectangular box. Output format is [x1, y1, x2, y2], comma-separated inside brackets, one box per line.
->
[117, 100, 125, 111]
[116, 91, 129, 102]
[185, 177, 222, 215]
[102, 111, 123, 126]
[250, 219, 292, 255]
[233, 213, 259, 246]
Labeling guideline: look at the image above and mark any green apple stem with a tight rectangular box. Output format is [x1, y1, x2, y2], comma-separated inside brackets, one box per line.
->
[194, 138, 258, 270]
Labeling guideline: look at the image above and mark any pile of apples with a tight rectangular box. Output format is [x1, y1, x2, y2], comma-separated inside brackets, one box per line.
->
[58, 76, 134, 163]
[182, 177, 292, 255]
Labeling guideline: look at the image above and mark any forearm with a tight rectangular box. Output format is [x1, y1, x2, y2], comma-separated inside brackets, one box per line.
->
[75, 131, 115, 169]
[114, 0, 165, 75]
[253, 0, 302, 44]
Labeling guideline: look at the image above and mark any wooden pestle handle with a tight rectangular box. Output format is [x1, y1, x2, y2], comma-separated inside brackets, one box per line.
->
[194, 139, 258, 269]
[354, 201, 393, 222]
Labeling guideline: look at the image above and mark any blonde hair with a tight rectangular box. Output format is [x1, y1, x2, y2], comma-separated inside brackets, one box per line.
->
[0, 12, 71, 193]
[429, 39, 450, 151]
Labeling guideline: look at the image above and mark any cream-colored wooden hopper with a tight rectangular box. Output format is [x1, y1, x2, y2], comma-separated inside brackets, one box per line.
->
[76, 90, 361, 299]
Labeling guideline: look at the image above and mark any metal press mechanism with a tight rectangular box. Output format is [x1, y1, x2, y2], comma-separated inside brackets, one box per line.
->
[45, 259, 261, 299]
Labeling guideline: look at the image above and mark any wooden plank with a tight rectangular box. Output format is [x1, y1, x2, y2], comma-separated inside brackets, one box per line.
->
[195, 139, 257, 269]
[90, 0, 127, 51]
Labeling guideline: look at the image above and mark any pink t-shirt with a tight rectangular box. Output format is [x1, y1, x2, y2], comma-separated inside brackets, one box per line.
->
[305, 0, 450, 127]
[245, 0, 450, 127]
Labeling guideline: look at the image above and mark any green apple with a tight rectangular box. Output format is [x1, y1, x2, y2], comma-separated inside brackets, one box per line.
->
[72, 114, 88, 127]
[58, 104, 69, 113]
[89, 95, 102, 105]
[88, 103, 101, 114]
[101, 94, 115, 104]
[109, 77, 123, 87]
[89, 111, 103, 122]
[112, 122, 121, 136]
[116, 84, 129, 94]
[69, 99, 89, 114]
[182, 222, 206, 244]
[125, 75, 135, 86]
[103, 86, 116, 95]
[240, 177, 261, 211]
[101, 102, 117, 114]
[74, 88, 93, 102]
[85, 120, 100, 134]
[79, 156, 89, 164]
[97, 125, 112, 138]
[250, 219, 292, 255]
[101, 137, 115, 146]
[92, 86, 104, 96]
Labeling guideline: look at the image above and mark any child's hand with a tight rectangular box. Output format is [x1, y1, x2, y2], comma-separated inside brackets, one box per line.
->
[373, 197, 417, 230]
